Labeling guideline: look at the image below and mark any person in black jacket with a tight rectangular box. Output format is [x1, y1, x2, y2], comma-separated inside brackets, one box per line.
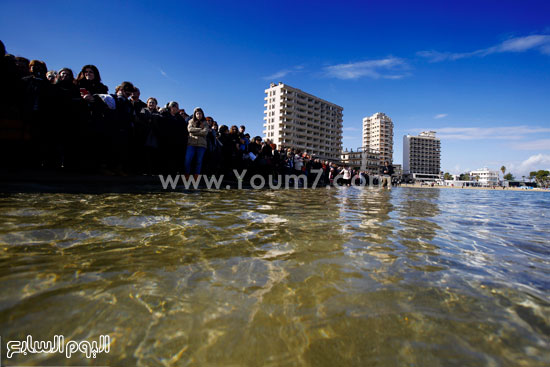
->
[203, 116, 220, 175]
[76, 64, 108, 98]
[139, 97, 161, 174]
[112, 82, 136, 172]
[91, 81, 135, 174]
[21, 59, 53, 167]
[159, 101, 188, 174]
[56, 68, 79, 97]
[248, 136, 262, 157]
[227, 125, 242, 170]
[381, 161, 394, 189]
[0, 42, 22, 119]
[130, 87, 146, 113]
[14, 56, 30, 79]
[0, 41, 27, 167]
[54, 68, 81, 168]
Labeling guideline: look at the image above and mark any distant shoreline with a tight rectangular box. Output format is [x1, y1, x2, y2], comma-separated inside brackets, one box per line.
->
[400, 183, 549, 192]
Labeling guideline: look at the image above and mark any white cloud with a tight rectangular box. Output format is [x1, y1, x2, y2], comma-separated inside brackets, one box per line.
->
[158, 68, 182, 85]
[264, 69, 292, 80]
[434, 114, 448, 119]
[419, 126, 550, 140]
[512, 139, 550, 151]
[418, 34, 550, 62]
[417, 50, 479, 62]
[497, 35, 550, 53]
[263, 65, 304, 80]
[323, 57, 409, 80]
[508, 154, 550, 176]
[342, 127, 360, 131]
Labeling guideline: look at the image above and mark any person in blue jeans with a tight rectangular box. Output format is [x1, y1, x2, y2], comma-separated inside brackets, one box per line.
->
[184, 107, 210, 177]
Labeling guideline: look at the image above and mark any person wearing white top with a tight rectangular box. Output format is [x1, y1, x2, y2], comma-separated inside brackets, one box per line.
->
[294, 153, 303, 174]
[342, 166, 352, 186]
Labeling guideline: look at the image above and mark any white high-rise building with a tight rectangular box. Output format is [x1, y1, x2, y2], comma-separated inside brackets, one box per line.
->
[403, 131, 441, 182]
[263, 82, 343, 161]
[362, 112, 394, 168]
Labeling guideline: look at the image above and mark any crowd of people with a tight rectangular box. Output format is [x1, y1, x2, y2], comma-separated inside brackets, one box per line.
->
[0, 40, 395, 188]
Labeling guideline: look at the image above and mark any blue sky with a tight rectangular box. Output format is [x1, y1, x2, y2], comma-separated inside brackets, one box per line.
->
[1, 0, 549, 177]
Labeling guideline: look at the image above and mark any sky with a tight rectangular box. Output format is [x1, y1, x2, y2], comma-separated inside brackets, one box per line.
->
[1, 0, 549, 178]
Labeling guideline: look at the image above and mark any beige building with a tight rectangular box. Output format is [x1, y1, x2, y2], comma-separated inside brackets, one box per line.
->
[362, 112, 394, 166]
[263, 82, 343, 161]
[403, 131, 441, 182]
[340, 148, 362, 168]
[340, 148, 380, 173]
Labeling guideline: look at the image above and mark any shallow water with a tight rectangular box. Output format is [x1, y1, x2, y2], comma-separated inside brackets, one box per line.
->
[0, 187, 549, 366]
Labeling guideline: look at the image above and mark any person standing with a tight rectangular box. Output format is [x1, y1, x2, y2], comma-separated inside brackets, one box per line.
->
[140, 97, 161, 173]
[112, 82, 136, 173]
[159, 101, 188, 174]
[342, 166, 352, 186]
[76, 65, 108, 97]
[130, 87, 146, 112]
[21, 60, 52, 167]
[184, 107, 210, 177]
[294, 151, 303, 176]
[54, 67, 80, 168]
[381, 161, 394, 189]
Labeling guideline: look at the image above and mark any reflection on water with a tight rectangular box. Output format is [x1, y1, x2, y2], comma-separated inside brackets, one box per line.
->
[0, 188, 549, 366]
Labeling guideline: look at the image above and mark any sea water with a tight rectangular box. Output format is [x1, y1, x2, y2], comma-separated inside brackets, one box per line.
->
[0, 187, 548, 366]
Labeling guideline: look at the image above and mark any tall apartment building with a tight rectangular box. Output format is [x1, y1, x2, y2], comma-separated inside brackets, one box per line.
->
[403, 131, 441, 182]
[263, 82, 343, 161]
[362, 112, 394, 167]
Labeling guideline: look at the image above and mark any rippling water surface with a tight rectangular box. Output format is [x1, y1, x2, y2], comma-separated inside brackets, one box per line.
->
[0, 188, 549, 366]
